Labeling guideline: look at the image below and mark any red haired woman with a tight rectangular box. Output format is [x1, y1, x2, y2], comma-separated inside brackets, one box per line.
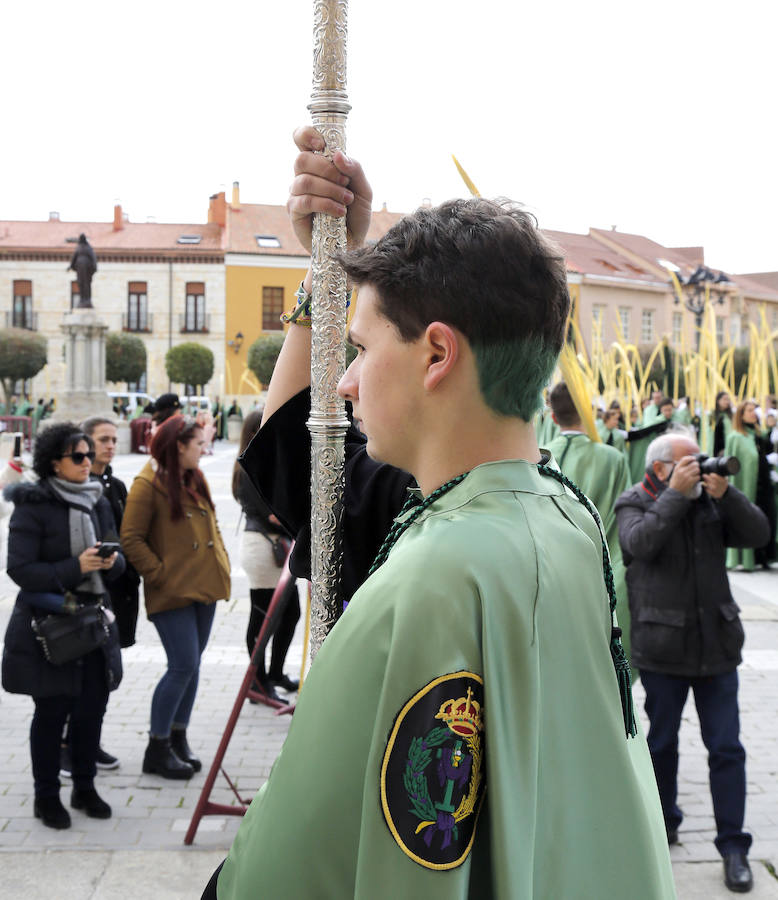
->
[121, 416, 230, 778]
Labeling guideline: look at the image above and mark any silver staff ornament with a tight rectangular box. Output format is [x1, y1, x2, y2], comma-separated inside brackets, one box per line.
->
[307, 0, 351, 658]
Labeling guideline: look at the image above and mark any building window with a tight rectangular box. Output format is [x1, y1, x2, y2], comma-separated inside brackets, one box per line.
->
[184, 282, 207, 332]
[772, 307, 778, 330]
[126, 282, 148, 331]
[71, 281, 80, 310]
[12, 280, 34, 329]
[672, 312, 683, 345]
[641, 309, 655, 344]
[262, 286, 284, 331]
[729, 317, 741, 347]
[716, 316, 726, 346]
[591, 305, 605, 340]
[255, 234, 281, 248]
[618, 307, 631, 342]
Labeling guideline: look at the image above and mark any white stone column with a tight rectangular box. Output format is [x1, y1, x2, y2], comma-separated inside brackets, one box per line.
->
[56, 309, 114, 423]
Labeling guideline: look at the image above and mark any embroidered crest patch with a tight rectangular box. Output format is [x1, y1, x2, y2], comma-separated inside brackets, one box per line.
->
[380, 671, 486, 870]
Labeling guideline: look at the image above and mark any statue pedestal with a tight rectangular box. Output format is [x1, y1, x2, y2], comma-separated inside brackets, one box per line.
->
[55, 308, 114, 423]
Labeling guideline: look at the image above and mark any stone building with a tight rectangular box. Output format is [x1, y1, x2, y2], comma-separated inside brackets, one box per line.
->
[0, 206, 225, 402]
[2, 190, 776, 410]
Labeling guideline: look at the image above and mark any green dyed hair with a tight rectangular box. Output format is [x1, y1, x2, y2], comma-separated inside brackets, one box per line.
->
[340, 198, 569, 421]
[474, 339, 559, 422]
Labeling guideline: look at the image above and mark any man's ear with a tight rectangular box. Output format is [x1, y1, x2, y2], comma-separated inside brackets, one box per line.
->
[551, 412, 559, 425]
[422, 321, 459, 392]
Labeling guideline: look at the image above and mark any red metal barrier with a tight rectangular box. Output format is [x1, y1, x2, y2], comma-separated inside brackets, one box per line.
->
[184, 555, 299, 845]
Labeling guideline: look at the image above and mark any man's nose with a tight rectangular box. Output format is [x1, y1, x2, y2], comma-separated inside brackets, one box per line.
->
[337, 360, 358, 401]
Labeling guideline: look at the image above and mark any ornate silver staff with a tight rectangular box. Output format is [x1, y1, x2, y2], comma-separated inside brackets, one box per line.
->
[307, 0, 351, 658]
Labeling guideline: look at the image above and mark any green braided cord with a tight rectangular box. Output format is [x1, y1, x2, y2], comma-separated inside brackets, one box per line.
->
[368, 473, 469, 576]
[536, 463, 637, 738]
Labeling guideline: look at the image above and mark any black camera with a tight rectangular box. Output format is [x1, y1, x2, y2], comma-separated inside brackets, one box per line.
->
[694, 454, 740, 477]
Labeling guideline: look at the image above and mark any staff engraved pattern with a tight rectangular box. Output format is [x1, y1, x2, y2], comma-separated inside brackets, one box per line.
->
[312, 0, 348, 92]
[308, 0, 350, 658]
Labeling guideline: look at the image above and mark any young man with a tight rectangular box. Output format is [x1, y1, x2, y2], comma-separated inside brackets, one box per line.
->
[82, 417, 141, 649]
[209, 129, 674, 899]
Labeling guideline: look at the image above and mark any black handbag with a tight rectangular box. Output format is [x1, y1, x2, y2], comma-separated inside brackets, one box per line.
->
[31, 603, 110, 666]
[269, 535, 292, 567]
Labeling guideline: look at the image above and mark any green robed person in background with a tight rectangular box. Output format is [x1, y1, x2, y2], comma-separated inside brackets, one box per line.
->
[547, 381, 634, 670]
[204, 128, 676, 900]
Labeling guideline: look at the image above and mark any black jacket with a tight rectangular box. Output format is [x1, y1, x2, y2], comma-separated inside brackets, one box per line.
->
[92, 466, 141, 648]
[240, 388, 414, 605]
[1, 480, 125, 697]
[615, 479, 769, 677]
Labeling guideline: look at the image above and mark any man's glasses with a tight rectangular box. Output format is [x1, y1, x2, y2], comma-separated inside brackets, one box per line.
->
[62, 451, 96, 464]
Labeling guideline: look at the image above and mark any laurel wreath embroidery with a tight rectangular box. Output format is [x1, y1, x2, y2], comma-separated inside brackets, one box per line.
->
[403, 725, 483, 836]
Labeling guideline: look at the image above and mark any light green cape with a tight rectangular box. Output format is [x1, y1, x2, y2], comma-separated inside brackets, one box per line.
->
[596, 419, 627, 455]
[546, 433, 634, 671]
[725, 429, 760, 570]
[218, 460, 675, 900]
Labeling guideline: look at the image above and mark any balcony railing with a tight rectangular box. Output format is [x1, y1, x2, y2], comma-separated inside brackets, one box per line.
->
[179, 313, 211, 334]
[122, 312, 154, 333]
[5, 311, 39, 330]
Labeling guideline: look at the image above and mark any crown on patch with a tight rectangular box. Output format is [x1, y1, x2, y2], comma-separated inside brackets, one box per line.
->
[435, 686, 483, 737]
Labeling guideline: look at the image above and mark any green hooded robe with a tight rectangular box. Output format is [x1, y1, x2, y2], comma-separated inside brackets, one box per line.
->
[217, 460, 675, 900]
[546, 432, 634, 670]
[725, 429, 760, 570]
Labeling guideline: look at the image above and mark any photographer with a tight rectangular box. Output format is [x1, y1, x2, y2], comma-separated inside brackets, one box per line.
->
[615, 432, 769, 893]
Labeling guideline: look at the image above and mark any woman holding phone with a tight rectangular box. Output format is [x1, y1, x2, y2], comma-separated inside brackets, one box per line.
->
[121, 416, 230, 779]
[1, 423, 124, 830]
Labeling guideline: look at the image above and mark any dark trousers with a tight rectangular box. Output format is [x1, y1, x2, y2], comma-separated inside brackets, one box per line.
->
[641, 668, 751, 856]
[149, 602, 216, 737]
[31, 649, 109, 798]
[246, 582, 300, 680]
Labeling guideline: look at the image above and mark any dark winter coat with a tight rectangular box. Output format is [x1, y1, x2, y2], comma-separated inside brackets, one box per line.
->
[1, 480, 125, 698]
[615, 480, 769, 677]
[92, 466, 141, 648]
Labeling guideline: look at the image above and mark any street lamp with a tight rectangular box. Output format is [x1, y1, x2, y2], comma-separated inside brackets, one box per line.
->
[672, 265, 731, 350]
[227, 331, 244, 354]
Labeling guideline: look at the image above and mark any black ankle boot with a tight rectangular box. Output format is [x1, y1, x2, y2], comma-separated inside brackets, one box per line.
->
[71, 787, 111, 819]
[34, 794, 71, 829]
[170, 728, 202, 773]
[142, 736, 194, 780]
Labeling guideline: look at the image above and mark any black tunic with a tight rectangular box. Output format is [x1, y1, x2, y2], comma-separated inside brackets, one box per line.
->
[239, 388, 414, 606]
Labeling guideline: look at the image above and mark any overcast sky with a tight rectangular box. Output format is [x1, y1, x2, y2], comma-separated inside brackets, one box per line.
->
[3, 0, 774, 274]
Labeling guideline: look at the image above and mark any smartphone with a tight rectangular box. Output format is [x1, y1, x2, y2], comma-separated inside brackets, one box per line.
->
[97, 541, 120, 558]
[13, 434, 21, 458]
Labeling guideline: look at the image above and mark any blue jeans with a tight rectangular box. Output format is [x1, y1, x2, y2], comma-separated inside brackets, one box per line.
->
[149, 602, 216, 738]
[641, 668, 751, 856]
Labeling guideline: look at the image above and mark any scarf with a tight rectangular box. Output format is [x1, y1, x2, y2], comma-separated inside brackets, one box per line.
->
[47, 476, 106, 595]
[640, 469, 666, 502]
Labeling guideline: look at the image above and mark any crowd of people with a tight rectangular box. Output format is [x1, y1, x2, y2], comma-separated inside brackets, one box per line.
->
[0, 394, 295, 829]
[1, 125, 776, 897]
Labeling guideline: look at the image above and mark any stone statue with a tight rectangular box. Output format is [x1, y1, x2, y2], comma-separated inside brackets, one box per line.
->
[68, 233, 98, 307]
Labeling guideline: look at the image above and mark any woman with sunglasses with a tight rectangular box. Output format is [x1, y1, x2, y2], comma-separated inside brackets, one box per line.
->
[1, 423, 125, 830]
[121, 416, 230, 779]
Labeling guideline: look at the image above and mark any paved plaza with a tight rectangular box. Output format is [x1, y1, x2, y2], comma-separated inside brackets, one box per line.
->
[0, 442, 777, 897]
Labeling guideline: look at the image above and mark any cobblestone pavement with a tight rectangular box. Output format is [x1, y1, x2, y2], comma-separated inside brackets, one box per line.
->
[0, 443, 776, 898]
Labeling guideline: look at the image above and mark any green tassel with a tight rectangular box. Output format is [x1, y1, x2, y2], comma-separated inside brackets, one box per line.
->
[538, 463, 637, 739]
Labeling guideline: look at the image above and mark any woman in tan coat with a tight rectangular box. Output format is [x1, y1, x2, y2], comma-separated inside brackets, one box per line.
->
[121, 416, 230, 779]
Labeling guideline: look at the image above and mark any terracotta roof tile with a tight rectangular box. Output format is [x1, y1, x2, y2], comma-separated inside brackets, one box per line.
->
[0, 219, 223, 253]
[590, 229, 778, 301]
[225, 203, 406, 255]
[545, 229, 659, 282]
